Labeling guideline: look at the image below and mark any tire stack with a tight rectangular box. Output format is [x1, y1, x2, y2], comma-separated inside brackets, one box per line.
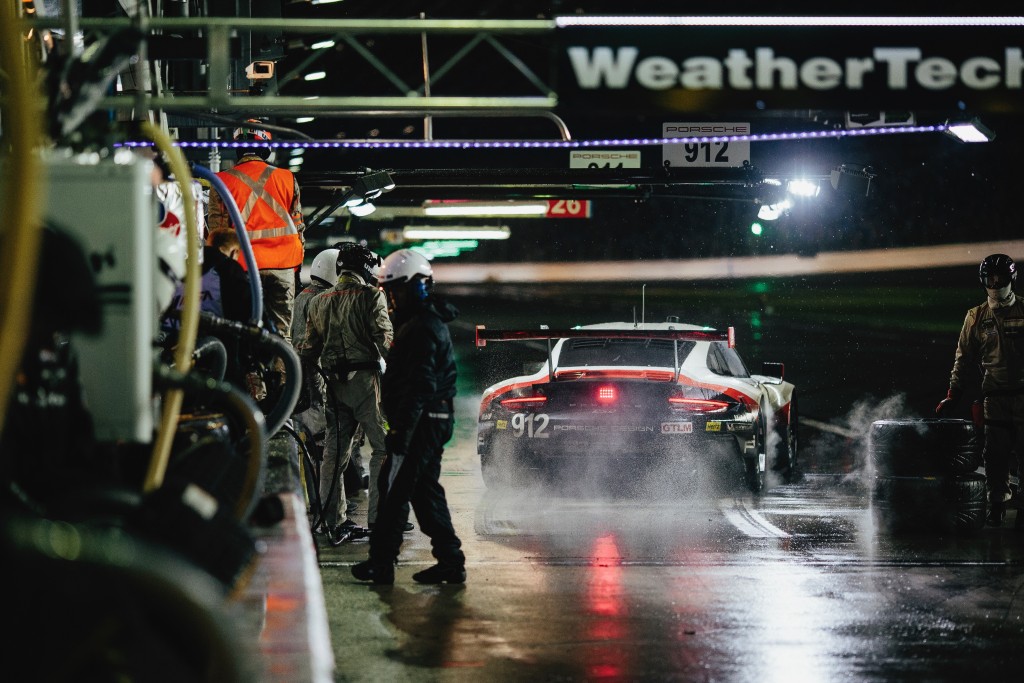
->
[868, 418, 985, 534]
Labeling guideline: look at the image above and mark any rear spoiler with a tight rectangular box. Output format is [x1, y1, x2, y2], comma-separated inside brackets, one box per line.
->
[475, 326, 735, 348]
[476, 325, 735, 383]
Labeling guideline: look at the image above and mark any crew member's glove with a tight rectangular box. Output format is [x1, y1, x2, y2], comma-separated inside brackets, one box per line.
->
[935, 387, 963, 415]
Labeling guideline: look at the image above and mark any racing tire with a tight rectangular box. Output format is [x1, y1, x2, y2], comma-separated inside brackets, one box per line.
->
[868, 418, 981, 477]
[871, 475, 946, 534]
[872, 473, 987, 535]
[946, 472, 987, 534]
[744, 409, 768, 494]
[772, 394, 800, 484]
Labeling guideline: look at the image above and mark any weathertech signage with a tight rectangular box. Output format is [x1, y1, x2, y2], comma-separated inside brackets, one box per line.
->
[557, 27, 1024, 112]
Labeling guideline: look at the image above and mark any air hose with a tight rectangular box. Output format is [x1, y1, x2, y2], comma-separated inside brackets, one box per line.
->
[140, 122, 200, 495]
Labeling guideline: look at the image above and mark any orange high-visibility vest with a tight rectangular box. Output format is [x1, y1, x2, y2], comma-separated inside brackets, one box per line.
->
[217, 160, 303, 270]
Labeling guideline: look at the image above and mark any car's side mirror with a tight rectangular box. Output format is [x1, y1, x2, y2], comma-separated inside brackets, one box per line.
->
[761, 362, 784, 380]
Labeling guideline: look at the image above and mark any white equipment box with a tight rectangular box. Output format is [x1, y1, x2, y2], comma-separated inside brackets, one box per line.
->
[43, 151, 158, 442]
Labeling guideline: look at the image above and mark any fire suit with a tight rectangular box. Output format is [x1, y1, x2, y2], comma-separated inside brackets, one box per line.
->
[946, 295, 1024, 504]
[290, 278, 330, 507]
[369, 295, 464, 570]
[297, 272, 392, 530]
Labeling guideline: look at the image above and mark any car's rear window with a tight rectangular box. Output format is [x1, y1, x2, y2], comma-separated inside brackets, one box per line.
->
[557, 338, 696, 368]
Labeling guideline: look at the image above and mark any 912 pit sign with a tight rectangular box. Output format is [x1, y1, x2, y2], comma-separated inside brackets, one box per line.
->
[662, 122, 750, 168]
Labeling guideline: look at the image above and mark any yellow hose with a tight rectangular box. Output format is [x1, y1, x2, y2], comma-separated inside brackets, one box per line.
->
[141, 122, 201, 493]
[0, 3, 44, 438]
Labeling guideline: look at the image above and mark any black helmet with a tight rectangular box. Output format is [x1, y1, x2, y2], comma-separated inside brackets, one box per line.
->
[979, 253, 1017, 289]
[232, 118, 273, 160]
[335, 242, 383, 285]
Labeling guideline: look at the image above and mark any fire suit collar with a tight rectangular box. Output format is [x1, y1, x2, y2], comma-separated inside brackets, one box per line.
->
[339, 271, 369, 286]
[987, 287, 1015, 309]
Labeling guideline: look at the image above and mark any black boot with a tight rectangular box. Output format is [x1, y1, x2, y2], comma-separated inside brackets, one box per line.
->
[412, 563, 466, 584]
[351, 560, 394, 585]
[987, 499, 1006, 527]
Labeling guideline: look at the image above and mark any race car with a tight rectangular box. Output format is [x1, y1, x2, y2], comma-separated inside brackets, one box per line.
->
[475, 318, 798, 495]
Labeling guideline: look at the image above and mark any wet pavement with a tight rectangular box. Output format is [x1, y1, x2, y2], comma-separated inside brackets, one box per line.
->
[316, 401, 1024, 682]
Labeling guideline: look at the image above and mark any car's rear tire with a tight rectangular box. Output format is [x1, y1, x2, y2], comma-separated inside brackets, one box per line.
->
[744, 408, 768, 494]
[772, 395, 800, 483]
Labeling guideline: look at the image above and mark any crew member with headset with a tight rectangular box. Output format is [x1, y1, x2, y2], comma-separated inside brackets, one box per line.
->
[937, 254, 1024, 526]
[297, 243, 392, 546]
[207, 118, 304, 342]
[352, 249, 465, 584]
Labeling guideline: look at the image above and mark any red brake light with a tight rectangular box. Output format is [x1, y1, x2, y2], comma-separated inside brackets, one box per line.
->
[668, 396, 730, 413]
[500, 395, 547, 408]
[596, 385, 618, 404]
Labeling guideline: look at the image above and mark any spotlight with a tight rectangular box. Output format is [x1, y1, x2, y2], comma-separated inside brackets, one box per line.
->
[944, 117, 996, 143]
[348, 201, 377, 217]
[830, 164, 876, 196]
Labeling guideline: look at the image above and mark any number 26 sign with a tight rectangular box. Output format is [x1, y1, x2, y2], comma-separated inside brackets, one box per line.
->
[662, 122, 751, 169]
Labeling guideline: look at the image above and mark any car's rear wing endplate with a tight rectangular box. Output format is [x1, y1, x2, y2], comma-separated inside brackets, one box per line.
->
[475, 326, 735, 348]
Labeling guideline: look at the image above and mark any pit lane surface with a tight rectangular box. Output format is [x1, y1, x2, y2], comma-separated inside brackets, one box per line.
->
[316, 276, 1024, 682]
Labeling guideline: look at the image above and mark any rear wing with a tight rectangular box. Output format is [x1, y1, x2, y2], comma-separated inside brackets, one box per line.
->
[475, 325, 735, 384]
[475, 325, 735, 348]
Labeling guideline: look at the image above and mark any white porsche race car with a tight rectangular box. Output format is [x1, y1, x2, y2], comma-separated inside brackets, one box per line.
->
[475, 318, 798, 495]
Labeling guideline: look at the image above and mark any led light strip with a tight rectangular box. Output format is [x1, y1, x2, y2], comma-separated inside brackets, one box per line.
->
[119, 124, 946, 150]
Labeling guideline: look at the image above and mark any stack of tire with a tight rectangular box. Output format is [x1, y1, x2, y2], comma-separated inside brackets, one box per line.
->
[868, 418, 985, 534]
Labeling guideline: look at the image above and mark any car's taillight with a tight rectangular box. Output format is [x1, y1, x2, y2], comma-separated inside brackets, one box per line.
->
[596, 385, 618, 404]
[668, 396, 731, 413]
[499, 395, 547, 408]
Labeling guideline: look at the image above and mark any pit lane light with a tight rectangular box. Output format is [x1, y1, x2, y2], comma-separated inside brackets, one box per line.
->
[423, 201, 549, 217]
[402, 225, 510, 240]
[757, 199, 791, 221]
[306, 169, 396, 226]
[944, 117, 996, 143]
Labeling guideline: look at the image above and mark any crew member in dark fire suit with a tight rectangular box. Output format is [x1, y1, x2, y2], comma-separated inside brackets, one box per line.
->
[937, 253, 1024, 526]
[351, 249, 465, 584]
[298, 242, 391, 545]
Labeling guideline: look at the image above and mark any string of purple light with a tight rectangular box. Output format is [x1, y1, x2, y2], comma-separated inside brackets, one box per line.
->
[118, 124, 946, 149]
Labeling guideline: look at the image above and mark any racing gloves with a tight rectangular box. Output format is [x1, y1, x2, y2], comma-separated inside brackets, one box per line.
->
[935, 387, 963, 416]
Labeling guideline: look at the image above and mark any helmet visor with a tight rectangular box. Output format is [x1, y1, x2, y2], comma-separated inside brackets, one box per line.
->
[984, 272, 1012, 289]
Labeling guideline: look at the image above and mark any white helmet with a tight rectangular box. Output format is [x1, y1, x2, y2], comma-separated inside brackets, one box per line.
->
[309, 248, 340, 286]
[378, 249, 433, 287]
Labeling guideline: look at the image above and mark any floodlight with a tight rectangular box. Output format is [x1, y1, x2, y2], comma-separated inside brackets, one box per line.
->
[830, 164, 876, 196]
[944, 117, 996, 143]
[348, 202, 376, 217]
[757, 202, 788, 221]
[787, 179, 820, 197]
